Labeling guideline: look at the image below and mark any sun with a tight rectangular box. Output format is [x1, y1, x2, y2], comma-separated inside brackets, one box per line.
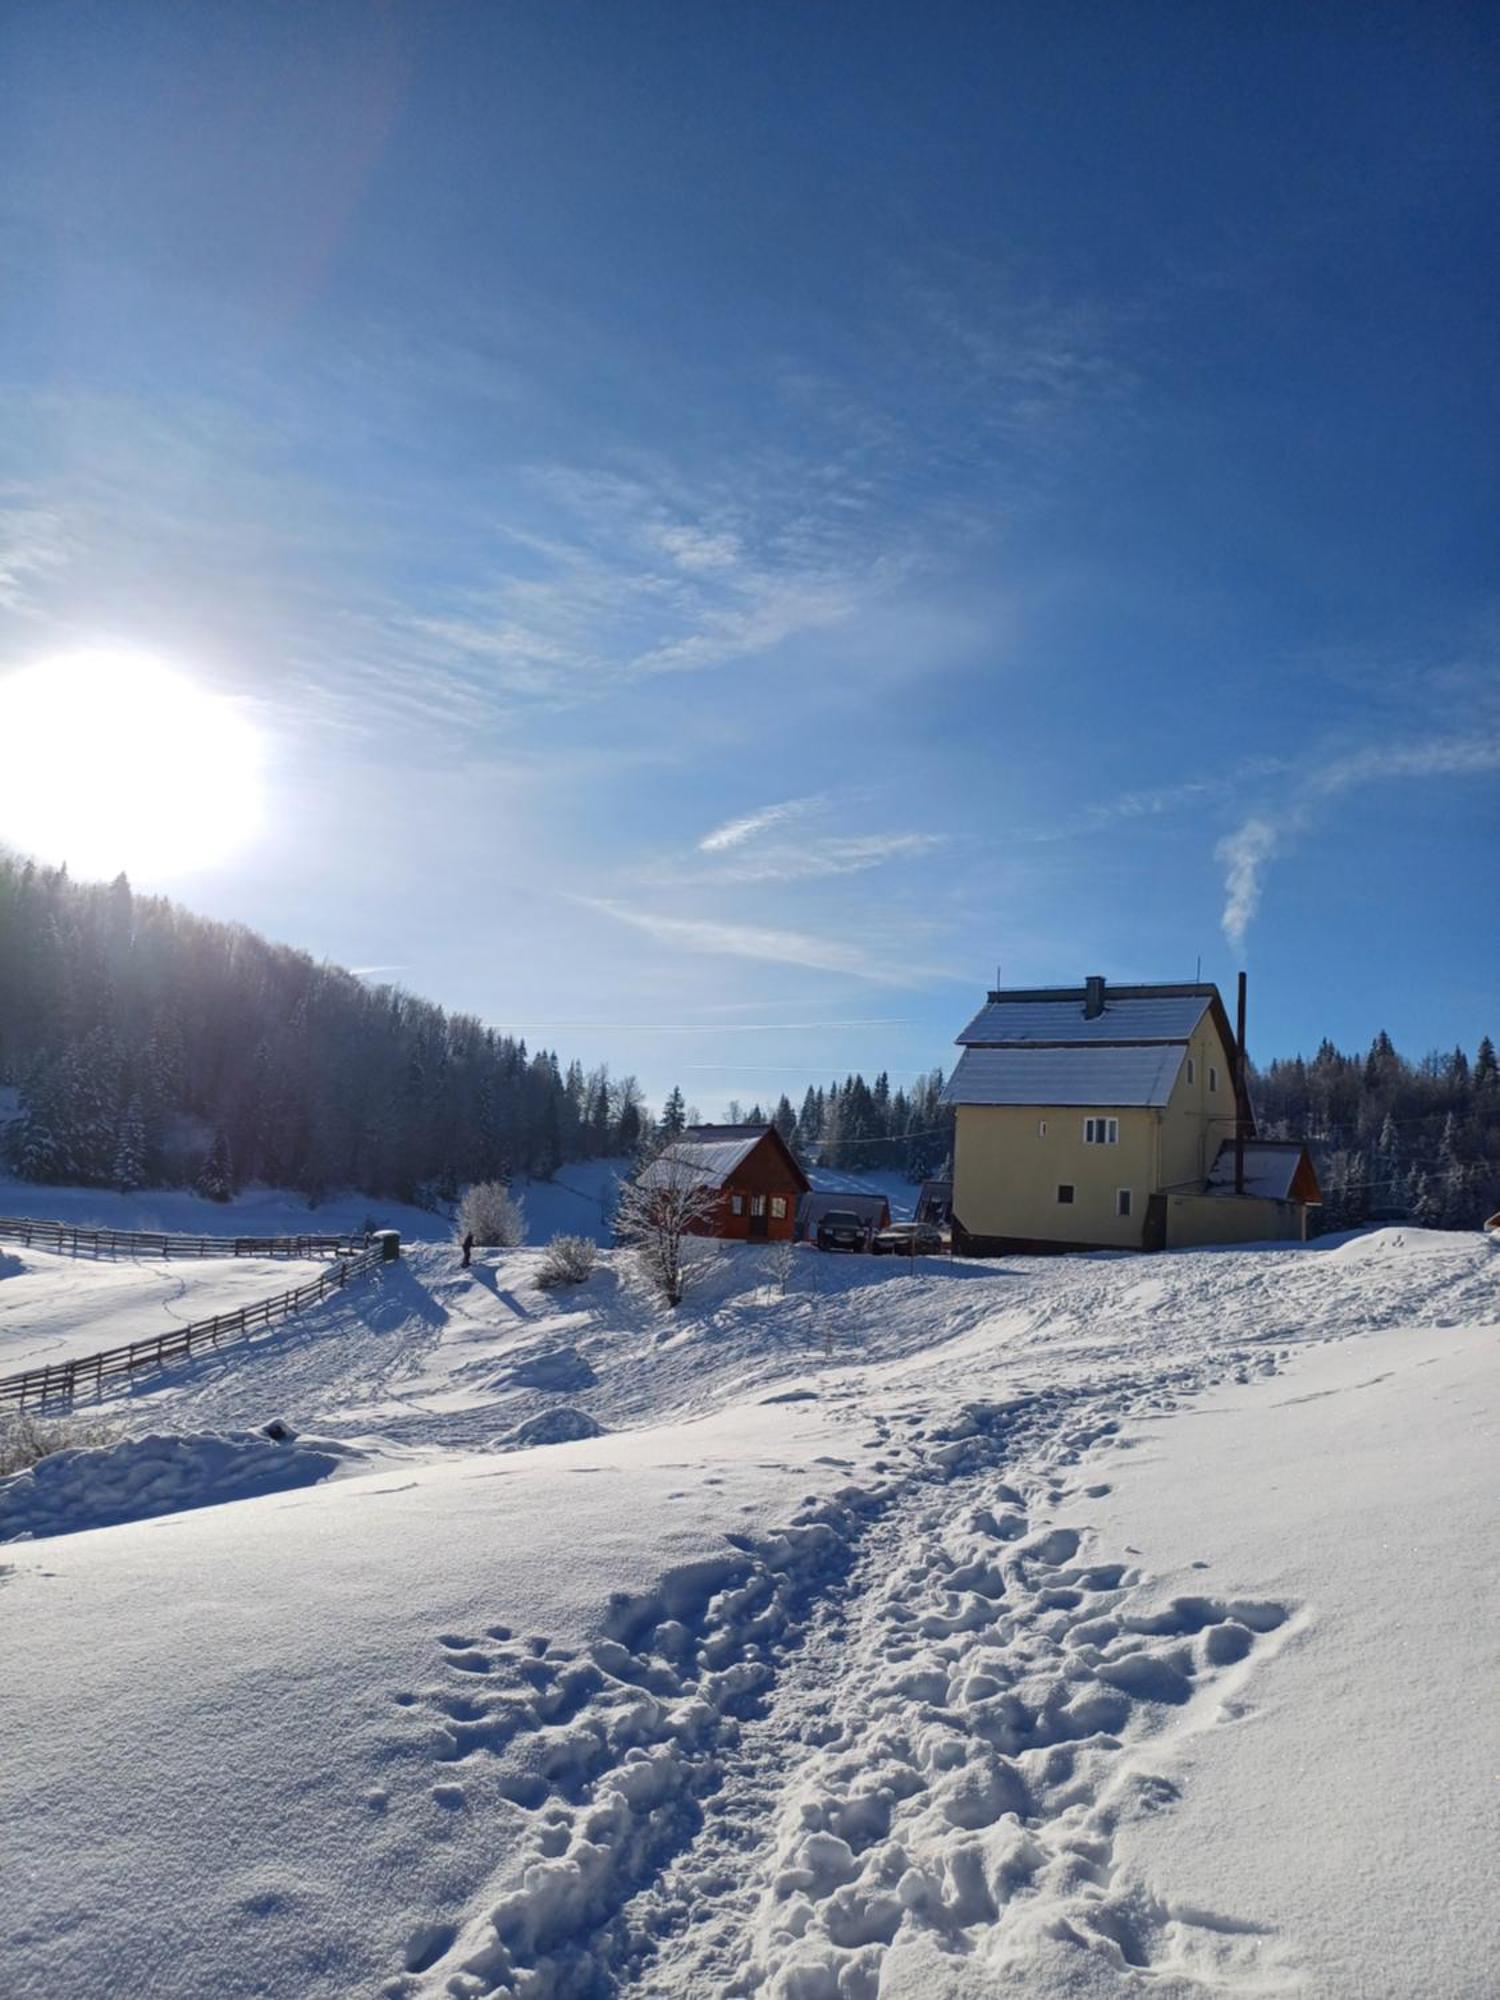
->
[0, 647, 265, 881]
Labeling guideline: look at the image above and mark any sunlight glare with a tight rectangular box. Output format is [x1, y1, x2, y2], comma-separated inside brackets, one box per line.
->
[0, 648, 265, 880]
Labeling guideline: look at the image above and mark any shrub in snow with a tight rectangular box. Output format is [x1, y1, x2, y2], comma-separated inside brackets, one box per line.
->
[457, 1180, 526, 1248]
[536, 1234, 597, 1288]
[0, 1413, 117, 1478]
[614, 1145, 721, 1307]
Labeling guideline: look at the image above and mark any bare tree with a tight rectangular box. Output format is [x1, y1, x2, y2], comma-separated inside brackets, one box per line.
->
[768, 1232, 798, 1297]
[615, 1142, 721, 1306]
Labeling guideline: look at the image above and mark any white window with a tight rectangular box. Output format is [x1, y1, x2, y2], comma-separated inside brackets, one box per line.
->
[750, 1194, 766, 1217]
[1037, 1119, 1047, 1138]
[1116, 1188, 1133, 1218]
[770, 1196, 787, 1220]
[730, 1193, 744, 1215]
[1209, 1065, 1219, 1093]
[1186, 1057, 1195, 1085]
[1083, 1117, 1119, 1145]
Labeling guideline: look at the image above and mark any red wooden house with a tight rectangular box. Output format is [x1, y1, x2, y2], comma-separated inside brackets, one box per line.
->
[640, 1124, 810, 1242]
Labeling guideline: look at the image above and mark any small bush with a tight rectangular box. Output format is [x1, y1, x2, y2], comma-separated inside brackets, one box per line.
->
[457, 1180, 526, 1248]
[0, 1413, 118, 1478]
[536, 1234, 597, 1289]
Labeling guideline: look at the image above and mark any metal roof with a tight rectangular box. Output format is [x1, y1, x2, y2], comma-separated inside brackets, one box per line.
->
[1204, 1141, 1311, 1201]
[942, 1043, 1185, 1108]
[637, 1130, 763, 1190]
[956, 992, 1212, 1046]
[636, 1124, 811, 1193]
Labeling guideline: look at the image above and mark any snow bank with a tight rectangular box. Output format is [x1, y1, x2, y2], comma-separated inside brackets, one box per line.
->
[0, 1426, 366, 1541]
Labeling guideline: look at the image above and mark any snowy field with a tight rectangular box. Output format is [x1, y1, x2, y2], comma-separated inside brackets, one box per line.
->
[0, 1223, 1495, 1999]
[0, 1245, 330, 1373]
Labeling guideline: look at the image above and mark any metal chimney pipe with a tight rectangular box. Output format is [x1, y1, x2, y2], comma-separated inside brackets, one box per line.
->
[1234, 970, 1248, 1196]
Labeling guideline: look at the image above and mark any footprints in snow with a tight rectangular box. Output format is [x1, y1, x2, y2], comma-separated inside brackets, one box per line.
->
[382, 1387, 1295, 1998]
[717, 1473, 1294, 1997]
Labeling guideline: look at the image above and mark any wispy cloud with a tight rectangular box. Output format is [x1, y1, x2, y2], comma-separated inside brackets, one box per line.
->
[705, 832, 947, 884]
[0, 505, 69, 616]
[700, 798, 821, 852]
[574, 897, 931, 985]
[1218, 728, 1500, 948]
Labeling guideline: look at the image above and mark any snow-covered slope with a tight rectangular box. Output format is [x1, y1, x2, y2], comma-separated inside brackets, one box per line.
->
[0, 1228, 1495, 1999]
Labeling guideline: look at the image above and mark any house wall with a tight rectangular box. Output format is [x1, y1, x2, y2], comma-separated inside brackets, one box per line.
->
[697, 1136, 804, 1242]
[1158, 1015, 1241, 1189]
[952, 1103, 1157, 1251]
[1165, 1193, 1306, 1246]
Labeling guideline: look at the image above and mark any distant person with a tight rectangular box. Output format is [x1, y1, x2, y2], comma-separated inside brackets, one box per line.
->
[461, 1231, 474, 1269]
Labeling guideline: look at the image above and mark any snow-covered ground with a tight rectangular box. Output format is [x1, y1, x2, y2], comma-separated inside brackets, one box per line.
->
[0, 1246, 330, 1372]
[1, 1224, 1495, 1998]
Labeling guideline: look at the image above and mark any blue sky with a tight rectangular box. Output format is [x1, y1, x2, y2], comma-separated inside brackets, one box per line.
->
[2, 1, 1495, 1112]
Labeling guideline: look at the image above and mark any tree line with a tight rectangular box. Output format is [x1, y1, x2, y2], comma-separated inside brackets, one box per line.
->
[1251, 1032, 1499, 1229]
[0, 855, 645, 1204]
[657, 1073, 953, 1181]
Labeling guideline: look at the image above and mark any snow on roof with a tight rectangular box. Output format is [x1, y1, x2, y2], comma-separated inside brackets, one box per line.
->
[957, 990, 1212, 1047]
[635, 1124, 808, 1192]
[942, 1043, 1185, 1108]
[637, 1129, 764, 1190]
[1204, 1141, 1314, 1201]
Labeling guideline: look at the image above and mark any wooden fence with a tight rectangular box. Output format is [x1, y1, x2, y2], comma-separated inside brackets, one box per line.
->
[0, 1243, 386, 1412]
[0, 1217, 369, 1261]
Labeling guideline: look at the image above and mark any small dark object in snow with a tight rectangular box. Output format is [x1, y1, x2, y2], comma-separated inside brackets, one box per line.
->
[461, 1232, 475, 1269]
[261, 1420, 298, 1443]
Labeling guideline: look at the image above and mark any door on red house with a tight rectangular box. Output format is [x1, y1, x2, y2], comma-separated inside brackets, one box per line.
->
[748, 1192, 769, 1239]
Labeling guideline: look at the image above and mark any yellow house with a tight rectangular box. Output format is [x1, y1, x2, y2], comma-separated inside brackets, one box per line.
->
[943, 975, 1321, 1255]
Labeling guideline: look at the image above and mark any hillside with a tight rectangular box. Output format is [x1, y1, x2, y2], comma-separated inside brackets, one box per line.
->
[0, 854, 646, 1206]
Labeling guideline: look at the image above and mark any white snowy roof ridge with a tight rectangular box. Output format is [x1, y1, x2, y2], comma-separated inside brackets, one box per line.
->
[957, 992, 1212, 1048]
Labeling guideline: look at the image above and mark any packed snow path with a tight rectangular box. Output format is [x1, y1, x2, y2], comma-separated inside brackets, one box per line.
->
[386, 1348, 1310, 1998]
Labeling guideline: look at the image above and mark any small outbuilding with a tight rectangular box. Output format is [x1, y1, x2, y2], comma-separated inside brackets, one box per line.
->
[797, 1189, 891, 1244]
[639, 1124, 809, 1242]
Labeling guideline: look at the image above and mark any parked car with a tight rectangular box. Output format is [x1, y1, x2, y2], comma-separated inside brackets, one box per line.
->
[871, 1221, 945, 1257]
[816, 1208, 868, 1252]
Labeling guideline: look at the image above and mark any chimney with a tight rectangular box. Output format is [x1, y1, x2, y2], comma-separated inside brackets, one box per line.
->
[1234, 970, 1248, 1196]
[1083, 974, 1106, 1020]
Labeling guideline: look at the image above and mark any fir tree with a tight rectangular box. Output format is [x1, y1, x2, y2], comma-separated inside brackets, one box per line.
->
[112, 1095, 147, 1193]
[196, 1126, 235, 1202]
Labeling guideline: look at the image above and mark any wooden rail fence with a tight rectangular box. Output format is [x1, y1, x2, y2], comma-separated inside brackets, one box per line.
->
[0, 1216, 370, 1261]
[0, 1242, 387, 1412]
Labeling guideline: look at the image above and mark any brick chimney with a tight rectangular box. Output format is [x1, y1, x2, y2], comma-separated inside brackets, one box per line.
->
[1084, 974, 1106, 1019]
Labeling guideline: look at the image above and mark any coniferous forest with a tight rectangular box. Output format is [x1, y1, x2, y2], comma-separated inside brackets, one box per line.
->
[0, 852, 1495, 1225]
[0, 854, 644, 1204]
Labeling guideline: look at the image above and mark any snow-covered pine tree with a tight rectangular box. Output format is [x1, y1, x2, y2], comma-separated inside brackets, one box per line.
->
[196, 1126, 235, 1202]
[112, 1095, 147, 1193]
[1409, 1170, 1442, 1229]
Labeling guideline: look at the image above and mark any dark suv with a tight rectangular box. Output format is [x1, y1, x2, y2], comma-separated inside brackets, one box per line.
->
[816, 1209, 867, 1252]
